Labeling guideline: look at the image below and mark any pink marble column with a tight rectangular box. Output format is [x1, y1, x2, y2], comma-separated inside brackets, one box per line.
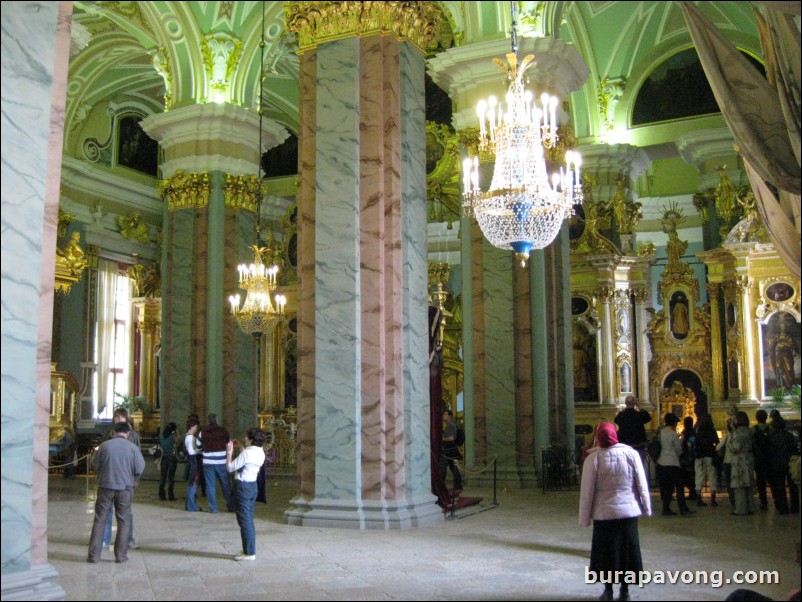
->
[358, 35, 405, 500]
[32, 0, 73, 567]
[296, 48, 318, 501]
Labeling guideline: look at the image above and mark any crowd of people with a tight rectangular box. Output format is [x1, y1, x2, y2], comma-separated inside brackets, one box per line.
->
[581, 397, 801, 600]
[87, 409, 270, 563]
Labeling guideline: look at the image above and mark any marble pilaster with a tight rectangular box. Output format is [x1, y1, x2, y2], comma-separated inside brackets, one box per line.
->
[470, 222, 488, 466]
[706, 282, 725, 403]
[1, 1, 69, 599]
[513, 258, 536, 485]
[483, 243, 517, 482]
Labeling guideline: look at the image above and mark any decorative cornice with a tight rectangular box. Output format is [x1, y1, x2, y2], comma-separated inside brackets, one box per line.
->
[285, 1, 441, 55]
[159, 171, 211, 212]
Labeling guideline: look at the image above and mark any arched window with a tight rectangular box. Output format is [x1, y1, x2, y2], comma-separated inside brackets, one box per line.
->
[632, 48, 764, 126]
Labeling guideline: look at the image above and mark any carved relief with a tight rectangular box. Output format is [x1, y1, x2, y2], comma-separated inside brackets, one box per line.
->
[159, 170, 211, 211]
[223, 174, 266, 214]
[285, 1, 441, 54]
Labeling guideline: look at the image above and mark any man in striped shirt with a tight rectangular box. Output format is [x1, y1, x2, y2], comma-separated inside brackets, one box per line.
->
[199, 413, 232, 513]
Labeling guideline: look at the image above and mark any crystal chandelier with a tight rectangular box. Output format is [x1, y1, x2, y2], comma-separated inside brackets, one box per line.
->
[228, 1, 286, 338]
[229, 245, 286, 337]
[462, 2, 583, 267]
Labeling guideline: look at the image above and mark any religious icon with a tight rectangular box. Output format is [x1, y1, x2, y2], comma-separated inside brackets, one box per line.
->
[619, 363, 632, 393]
[617, 309, 629, 335]
[670, 291, 689, 340]
[766, 282, 794, 303]
[762, 312, 801, 392]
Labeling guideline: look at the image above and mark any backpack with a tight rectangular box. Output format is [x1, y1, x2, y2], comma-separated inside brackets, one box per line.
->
[176, 439, 189, 463]
[455, 425, 465, 447]
[647, 433, 662, 463]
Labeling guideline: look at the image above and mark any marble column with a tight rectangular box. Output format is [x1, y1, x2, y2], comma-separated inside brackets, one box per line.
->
[706, 282, 725, 402]
[141, 104, 288, 436]
[285, 3, 442, 528]
[1, 2, 70, 599]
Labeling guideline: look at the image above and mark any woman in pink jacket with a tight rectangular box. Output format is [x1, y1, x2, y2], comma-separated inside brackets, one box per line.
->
[580, 422, 652, 602]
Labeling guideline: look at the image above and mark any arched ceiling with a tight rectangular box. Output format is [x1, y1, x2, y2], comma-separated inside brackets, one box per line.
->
[66, 1, 763, 165]
[65, 0, 761, 204]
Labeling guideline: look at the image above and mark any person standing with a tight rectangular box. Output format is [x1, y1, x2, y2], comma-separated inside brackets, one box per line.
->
[199, 413, 233, 513]
[439, 409, 463, 494]
[656, 413, 694, 516]
[767, 415, 799, 515]
[87, 421, 145, 563]
[694, 413, 719, 507]
[103, 408, 141, 549]
[680, 416, 698, 501]
[184, 417, 203, 512]
[728, 411, 756, 516]
[580, 422, 651, 602]
[752, 409, 771, 511]
[158, 421, 179, 501]
[613, 395, 652, 465]
[226, 428, 268, 561]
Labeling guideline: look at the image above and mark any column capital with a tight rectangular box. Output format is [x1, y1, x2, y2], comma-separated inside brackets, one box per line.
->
[141, 103, 288, 178]
[428, 36, 588, 131]
[285, 1, 441, 55]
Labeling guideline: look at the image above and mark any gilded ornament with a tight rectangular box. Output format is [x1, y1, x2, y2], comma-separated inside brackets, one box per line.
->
[285, 1, 441, 54]
[223, 174, 266, 213]
[160, 171, 211, 211]
[118, 211, 151, 245]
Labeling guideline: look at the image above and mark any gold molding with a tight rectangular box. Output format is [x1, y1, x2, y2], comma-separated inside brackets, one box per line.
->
[223, 174, 266, 213]
[285, 1, 441, 55]
[159, 170, 211, 211]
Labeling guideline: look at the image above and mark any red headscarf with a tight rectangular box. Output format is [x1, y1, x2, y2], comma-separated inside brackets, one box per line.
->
[596, 422, 619, 448]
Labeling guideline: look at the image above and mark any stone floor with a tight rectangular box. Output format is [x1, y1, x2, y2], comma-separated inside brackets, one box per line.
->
[47, 473, 800, 601]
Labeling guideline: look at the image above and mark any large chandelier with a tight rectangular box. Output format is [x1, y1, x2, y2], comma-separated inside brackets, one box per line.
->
[462, 2, 583, 267]
[228, 0, 286, 338]
[229, 245, 286, 337]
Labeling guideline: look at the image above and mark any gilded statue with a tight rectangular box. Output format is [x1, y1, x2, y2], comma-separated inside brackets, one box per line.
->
[56, 231, 87, 276]
[118, 211, 150, 245]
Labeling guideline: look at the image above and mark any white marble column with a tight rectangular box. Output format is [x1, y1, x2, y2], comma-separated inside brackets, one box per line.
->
[1, 2, 70, 599]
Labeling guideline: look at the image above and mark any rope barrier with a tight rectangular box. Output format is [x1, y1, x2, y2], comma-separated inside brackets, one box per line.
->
[48, 452, 92, 470]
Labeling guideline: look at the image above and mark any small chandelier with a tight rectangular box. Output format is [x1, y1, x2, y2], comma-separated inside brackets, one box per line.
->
[228, 1, 285, 338]
[229, 245, 286, 337]
[462, 1, 583, 267]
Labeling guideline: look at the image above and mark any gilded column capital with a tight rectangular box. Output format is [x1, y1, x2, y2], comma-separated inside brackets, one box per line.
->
[223, 174, 266, 213]
[596, 286, 615, 303]
[735, 275, 753, 294]
[706, 282, 721, 297]
[631, 288, 648, 304]
[285, 1, 441, 55]
[159, 170, 211, 212]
